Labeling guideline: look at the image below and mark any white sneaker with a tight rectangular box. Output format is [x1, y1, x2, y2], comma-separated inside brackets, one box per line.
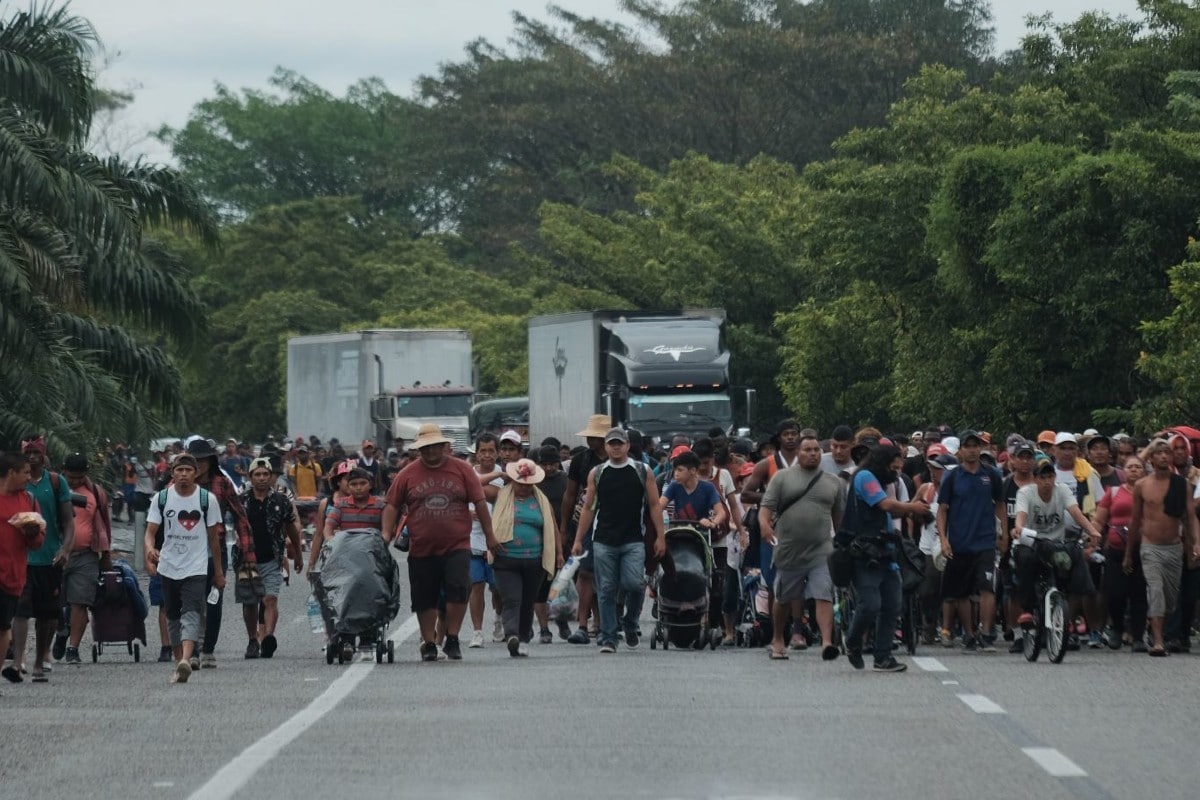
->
[469, 630, 484, 648]
[516, 642, 529, 657]
[173, 659, 191, 684]
[492, 620, 504, 643]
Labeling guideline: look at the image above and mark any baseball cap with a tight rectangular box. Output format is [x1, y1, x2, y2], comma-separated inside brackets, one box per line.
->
[670, 445, 692, 459]
[248, 457, 273, 474]
[297, 444, 309, 453]
[1034, 459, 1056, 476]
[536, 445, 561, 465]
[1010, 440, 1036, 457]
[928, 454, 958, 471]
[499, 430, 522, 446]
[63, 452, 89, 472]
[1054, 431, 1077, 446]
[604, 428, 629, 444]
[361, 439, 376, 450]
[1083, 428, 1099, 436]
[1037, 430, 1056, 445]
[737, 462, 756, 478]
[959, 430, 984, 446]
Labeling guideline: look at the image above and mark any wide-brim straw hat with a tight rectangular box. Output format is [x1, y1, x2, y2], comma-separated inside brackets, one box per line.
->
[576, 414, 612, 439]
[505, 458, 546, 485]
[412, 423, 452, 450]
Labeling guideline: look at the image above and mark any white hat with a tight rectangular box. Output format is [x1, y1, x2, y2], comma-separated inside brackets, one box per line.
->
[1083, 428, 1099, 436]
[499, 430, 522, 446]
[942, 436, 960, 455]
[1054, 431, 1077, 446]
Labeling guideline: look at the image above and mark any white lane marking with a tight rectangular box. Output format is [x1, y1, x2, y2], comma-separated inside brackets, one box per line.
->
[303, 677, 318, 682]
[941, 680, 959, 685]
[912, 657, 948, 672]
[152, 782, 175, 788]
[956, 693, 1005, 714]
[187, 613, 420, 800]
[1022, 747, 1087, 777]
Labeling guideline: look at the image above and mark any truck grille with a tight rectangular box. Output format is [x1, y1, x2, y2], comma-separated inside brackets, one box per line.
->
[446, 429, 471, 452]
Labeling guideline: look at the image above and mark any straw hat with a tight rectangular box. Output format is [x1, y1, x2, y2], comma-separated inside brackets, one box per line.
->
[412, 423, 452, 450]
[576, 414, 612, 439]
[505, 458, 545, 485]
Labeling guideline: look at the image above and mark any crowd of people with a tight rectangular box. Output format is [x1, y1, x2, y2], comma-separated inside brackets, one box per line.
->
[1, 416, 1198, 684]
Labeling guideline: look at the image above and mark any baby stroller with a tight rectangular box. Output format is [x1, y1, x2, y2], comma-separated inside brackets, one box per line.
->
[313, 529, 401, 664]
[733, 568, 770, 647]
[651, 525, 722, 650]
[90, 560, 149, 663]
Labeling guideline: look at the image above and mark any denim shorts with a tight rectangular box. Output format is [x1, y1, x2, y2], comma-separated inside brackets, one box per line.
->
[470, 553, 496, 587]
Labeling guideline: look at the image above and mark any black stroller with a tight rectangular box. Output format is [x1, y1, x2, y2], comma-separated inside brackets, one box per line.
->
[314, 528, 401, 664]
[651, 525, 722, 650]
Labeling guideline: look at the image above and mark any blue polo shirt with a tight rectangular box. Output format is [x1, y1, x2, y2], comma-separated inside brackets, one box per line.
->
[937, 463, 1003, 554]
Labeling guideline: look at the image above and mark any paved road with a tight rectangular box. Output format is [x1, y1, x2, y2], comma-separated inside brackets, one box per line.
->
[3, 528, 1194, 800]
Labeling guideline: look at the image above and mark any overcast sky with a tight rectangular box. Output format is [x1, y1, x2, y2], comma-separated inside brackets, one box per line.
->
[64, 0, 1143, 161]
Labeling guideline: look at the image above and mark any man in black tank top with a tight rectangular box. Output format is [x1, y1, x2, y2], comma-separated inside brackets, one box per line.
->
[572, 428, 666, 653]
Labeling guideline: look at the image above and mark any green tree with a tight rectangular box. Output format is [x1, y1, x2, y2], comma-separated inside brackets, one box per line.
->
[0, 4, 216, 453]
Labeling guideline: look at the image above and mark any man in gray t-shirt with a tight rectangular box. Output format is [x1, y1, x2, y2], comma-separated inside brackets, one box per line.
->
[760, 435, 846, 660]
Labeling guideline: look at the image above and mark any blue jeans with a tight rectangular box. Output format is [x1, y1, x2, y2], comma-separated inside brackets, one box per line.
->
[593, 540, 645, 645]
[846, 560, 902, 664]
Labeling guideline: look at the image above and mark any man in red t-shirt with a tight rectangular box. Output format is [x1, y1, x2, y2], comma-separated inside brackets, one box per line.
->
[0, 453, 45, 683]
[382, 424, 498, 662]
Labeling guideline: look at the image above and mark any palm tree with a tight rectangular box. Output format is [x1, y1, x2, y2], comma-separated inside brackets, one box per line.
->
[0, 3, 217, 453]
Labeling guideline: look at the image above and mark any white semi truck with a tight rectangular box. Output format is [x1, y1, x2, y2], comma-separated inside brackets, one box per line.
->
[286, 329, 474, 451]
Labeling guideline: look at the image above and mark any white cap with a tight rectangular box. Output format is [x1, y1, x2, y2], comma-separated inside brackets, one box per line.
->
[1054, 431, 1077, 445]
[1083, 428, 1099, 436]
[942, 436, 960, 455]
[499, 430, 522, 445]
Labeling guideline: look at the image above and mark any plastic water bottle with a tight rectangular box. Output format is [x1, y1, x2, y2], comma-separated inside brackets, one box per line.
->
[549, 553, 587, 600]
[394, 527, 410, 552]
[307, 594, 324, 634]
[207, 586, 220, 605]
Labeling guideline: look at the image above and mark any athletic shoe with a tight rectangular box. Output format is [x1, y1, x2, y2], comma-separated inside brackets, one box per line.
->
[199, 652, 217, 669]
[64, 647, 82, 666]
[469, 630, 485, 648]
[978, 635, 997, 653]
[442, 635, 463, 661]
[939, 628, 955, 647]
[847, 649, 864, 670]
[1008, 634, 1024, 654]
[788, 634, 808, 651]
[507, 635, 520, 657]
[1088, 630, 1103, 649]
[599, 641, 616, 654]
[260, 635, 277, 659]
[873, 657, 907, 673]
[539, 628, 553, 644]
[1105, 631, 1123, 650]
[52, 631, 68, 661]
[492, 620, 504, 643]
[420, 641, 439, 662]
[157, 646, 173, 663]
[557, 620, 572, 641]
[244, 640, 260, 659]
[174, 659, 191, 684]
[516, 642, 530, 657]
[1066, 634, 1081, 651]
[567, 628, 590, 645]
[189, 655, 200, 671]
[624, 627, 640, 649]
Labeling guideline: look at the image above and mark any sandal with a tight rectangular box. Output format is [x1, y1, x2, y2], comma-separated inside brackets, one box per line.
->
[31, 671, 47, 683]
[1149, 646, 1168, 657]
[768, 647, 789, 660]
[1, 666, 22, 683]
[822, 645, 840, 661]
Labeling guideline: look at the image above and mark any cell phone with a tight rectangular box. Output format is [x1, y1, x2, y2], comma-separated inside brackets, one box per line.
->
[70, 492, 88, 508]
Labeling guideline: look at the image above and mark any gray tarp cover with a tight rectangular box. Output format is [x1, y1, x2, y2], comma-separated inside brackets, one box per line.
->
[319, 529, 401, 635]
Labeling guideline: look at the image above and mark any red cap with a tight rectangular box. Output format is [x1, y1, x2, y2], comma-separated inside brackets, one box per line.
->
[737, 462, 756, 478]
[670, 445, 691, 459]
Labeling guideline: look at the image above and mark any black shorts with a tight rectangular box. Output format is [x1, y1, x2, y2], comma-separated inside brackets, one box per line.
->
[536, 573, 551, 604]
[0, 591, 18, 631]
[941, 549, 996, 601]
[408, 550, 471, 612]
[17, 564, 63, 621]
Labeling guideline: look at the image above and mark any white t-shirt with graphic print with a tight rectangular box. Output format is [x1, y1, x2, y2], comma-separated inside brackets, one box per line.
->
[147, 486, 223, 579]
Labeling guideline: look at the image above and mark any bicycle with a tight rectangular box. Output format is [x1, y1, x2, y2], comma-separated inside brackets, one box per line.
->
[1020, 535, 1074, 664]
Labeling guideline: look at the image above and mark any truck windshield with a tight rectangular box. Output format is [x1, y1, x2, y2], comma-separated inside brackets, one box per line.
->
[627, 393, 732, 427]
[395, 395, 473, 417]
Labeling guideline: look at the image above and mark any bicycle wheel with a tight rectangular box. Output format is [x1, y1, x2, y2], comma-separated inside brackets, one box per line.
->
[1046, 589, 1069, 663]
[837, 587, 856, 654]
[902, 592, 920, 655]
[1023, 606, 1042, 662]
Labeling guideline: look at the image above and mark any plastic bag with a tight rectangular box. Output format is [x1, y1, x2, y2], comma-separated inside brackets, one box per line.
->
[318, 529, 401, 635]
[548, 575, 579, 622]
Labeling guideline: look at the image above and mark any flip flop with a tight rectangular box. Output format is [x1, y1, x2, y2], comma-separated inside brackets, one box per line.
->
[30, 671, 47, 683]
[1149, 646, 1168, 657]
[1, 666, 22, 683]
[822, 645, 840, 661]
[768, 648, 789, 660]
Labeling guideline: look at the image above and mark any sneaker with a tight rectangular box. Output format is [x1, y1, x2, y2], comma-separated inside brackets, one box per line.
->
[1008, 634, 1024, 654]
[52, 631, 68, 661]
[419, 641, 438, 661]
[624, 627, 640, 649]
[1105, 630, 1123, 650]
[788, 633, 808, 651]
[978, 635, 997, 653]
[557, 620, 572, 640]
[1066, 634, 1081, 651]
[174, 659, 192, 684]
[1166, 639, 1182, 654]
[599, 641, 616, 654]
[847, 649, 865, 670]
[516, 642, 530, 657]
[157, 646, 173, 663]
[963, 637, 978, 652]
[260, 634, 277, 659]
[939, 628, 955, 647]
[588, 625, 600, 639]
[1088, 630, 1103, 649]
[199, 652, 217, 669]
[189, 655, 200, 671]
[507, 635, 520, 657]
[567, 628, 590, 645]
[245, 640, 260, 660]
[492, 620, 504, 643]
[1132, 640, 1148, 654]
[873, 657, 907, 673]
[469, 630, 485, 648]
[64, 648, 82, 666]
[539, 628, 553, 644]
[442, 635, 463, 661]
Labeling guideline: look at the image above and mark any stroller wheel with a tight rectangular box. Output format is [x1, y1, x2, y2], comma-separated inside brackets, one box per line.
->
[709, 629, 721, 650]
[325, 644, 336, 665]
[387, 640, 394, 664]
[133, 643, 140, 663]
[91, 644, 98, 663]
[650, 632, 657, 650]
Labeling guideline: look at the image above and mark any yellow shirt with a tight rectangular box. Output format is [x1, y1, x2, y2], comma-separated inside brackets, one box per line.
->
[288, 460, 323, 498]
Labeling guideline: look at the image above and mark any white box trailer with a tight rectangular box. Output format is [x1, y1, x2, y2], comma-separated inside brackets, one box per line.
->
[287, 330, 473, 450]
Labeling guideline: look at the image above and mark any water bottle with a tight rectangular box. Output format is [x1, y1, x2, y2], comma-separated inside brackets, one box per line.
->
[393, 527, 410, 552]
[307, 594, 324, 634]
[207, 586, 220, 605]
[549, 553, 587, 599]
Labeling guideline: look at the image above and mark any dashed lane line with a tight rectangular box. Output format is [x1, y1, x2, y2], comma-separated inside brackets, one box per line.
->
[956, 693, 1006, 714]
[1022, 748, 1088, 778]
